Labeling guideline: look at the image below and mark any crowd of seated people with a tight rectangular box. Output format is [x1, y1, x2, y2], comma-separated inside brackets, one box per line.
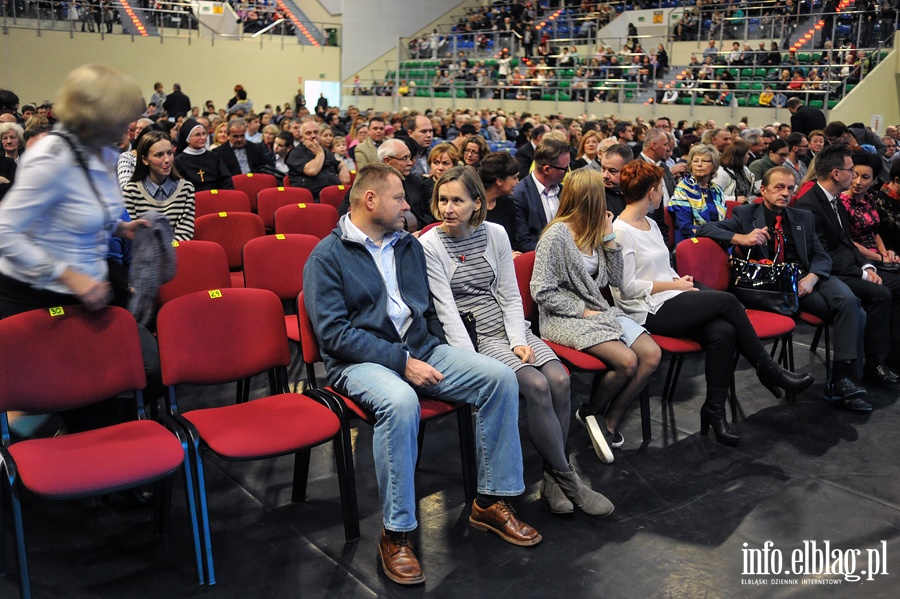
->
[7, 67, 900, 587]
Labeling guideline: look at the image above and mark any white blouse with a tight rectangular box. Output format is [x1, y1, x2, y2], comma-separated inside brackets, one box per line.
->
[611, 217, 684, 324]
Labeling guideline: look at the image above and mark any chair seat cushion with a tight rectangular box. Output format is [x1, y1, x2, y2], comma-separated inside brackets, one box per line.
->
[542, 340, 607, 371]
[651, 334, 703, 354]
[230, 271, 246, 288]
[183, 393, 340, 459]
[797, 311, 825, 326]
[328, 387, 459, 425]
[9, 420, 184, 497]
[746, 309, 796, 338]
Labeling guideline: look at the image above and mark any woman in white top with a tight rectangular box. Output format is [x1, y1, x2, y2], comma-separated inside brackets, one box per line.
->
[611, 161, 813, 446]
[712, 139, 755, 203]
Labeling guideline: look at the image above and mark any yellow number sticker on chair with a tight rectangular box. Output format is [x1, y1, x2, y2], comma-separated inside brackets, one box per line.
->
[172, 240, 180, 247]
[208, 290, 223, 299]
[218, 212, 228, 217]
[297, 203, 306, 208]
[211, 189, 219, 195]
[48, 307, 65, 317]
[275, 234, 286, 240]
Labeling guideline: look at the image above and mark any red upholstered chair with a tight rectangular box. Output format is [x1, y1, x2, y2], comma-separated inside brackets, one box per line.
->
[193, 212, 266, 288]
[282, 174, 291, 188]
[274, 203, 340, 240]
[675, 237, 798, 406]
[232, 172, 278, 213]
[296, 292, 476, 537]
[257, 187, 314, 231]
[419, 221, 443, 235]
[663, 208, 676, 249]
[319, 184, 350, 209]
[156, 288, 355, 571]
[242, 234, 319, 373]
[158, 240, 232, 307]
[798, 312, 831, 383]
[348, 170, 357, 185]
[194, 189, 251, 218]
[725, 200, 743, 220]
[513, 252, 652, 443]
[0, 306, 206, 596]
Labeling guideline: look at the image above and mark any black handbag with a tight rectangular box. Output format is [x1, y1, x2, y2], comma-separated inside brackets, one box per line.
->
[730, 238, 800, 317]
[460, 311, 478, 350]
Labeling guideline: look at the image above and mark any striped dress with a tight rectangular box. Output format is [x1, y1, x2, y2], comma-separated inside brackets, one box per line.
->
[122, 178, 196, 241]
[436, 226, 557, 371]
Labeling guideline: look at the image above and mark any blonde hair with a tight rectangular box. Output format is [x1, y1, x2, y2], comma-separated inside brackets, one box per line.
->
[545, 169, 608, 252]
[54, 64, 144, 146]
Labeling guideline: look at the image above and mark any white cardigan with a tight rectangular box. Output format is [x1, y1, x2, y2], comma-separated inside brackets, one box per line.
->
[420, 222, 529, 352]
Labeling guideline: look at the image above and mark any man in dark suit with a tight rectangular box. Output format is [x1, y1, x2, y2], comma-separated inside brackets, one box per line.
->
[162, 83, 191, 119]
[699, 166, 870, 410]
[213, 118, 276, 176]
[512, 137, 569, 252]
[637, 129, 673, 244]
[794, 144, 900, 386]
[514, 124, 548, 181]
[786, 98, 827, 137]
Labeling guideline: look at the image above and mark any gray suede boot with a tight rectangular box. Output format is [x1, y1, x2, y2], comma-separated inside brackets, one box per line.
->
[540, 469, 574, 514]
[549, 464, 615, 517]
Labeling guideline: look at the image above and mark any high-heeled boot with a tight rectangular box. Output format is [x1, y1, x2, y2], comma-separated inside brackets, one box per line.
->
[700, 386, 740, 446]
[757, 356, 814, 397]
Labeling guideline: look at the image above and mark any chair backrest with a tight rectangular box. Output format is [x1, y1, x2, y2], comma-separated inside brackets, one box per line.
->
[231, 172, 279, 212]
[242, 234, 319, 301]
[158, 240, 232, 306]
[319, 184, 350, 209]
[725, 200, 742, 220]
[663, 208, 676, 249]
[157, 288, 290, 386]
[513, 251, 537, 321]
[194, 189, 252, 219]
[675, 237, 731, 291]
[193, 212, 266, 270]
[0, 305, 145, 413]
[348, 170, 357, 185]
[274, 203, 340, 240]
[296, 291, 323, 377]
[419, 221, 443, 235]
[257, 187, 314, 230]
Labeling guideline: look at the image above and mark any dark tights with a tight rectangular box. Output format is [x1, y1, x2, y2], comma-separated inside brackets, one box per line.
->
[516, 360, 571, 472]
[644, 290, 769, 389]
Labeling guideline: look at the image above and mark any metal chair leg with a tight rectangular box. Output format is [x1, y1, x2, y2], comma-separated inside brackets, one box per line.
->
[291, 449, 311, 503]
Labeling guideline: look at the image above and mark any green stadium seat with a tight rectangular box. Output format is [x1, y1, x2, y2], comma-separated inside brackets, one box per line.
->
[797, 53, 810, 63]
[828, 99, 838, 109]
[755, 68, 767, 78]
[809, 100, 824, 109]
[737, 97, 747, 107]
[740, 68, 752, 78]
[751, 82, 764, 91]
[737, 82, 750, 90]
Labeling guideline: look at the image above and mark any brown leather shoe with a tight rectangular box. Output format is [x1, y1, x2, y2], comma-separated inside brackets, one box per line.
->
[378, 528, 425, 585]
[468, 499, 542, 547]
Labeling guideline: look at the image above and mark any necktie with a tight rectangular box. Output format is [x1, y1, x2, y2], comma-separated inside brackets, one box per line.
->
[829, 198, 843, 229]
[774, 214, 785, 262]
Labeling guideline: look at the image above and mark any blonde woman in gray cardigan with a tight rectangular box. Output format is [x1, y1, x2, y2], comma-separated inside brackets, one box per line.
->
[122, 130, 195, 241]
[532, 169, 660, 464]
[422, 166, 613, 517]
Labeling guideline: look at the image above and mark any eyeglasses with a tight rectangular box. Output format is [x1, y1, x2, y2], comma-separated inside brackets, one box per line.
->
[833, 167, 855, 173]
[389, 154, 413, 162]
[775, 152, 790, 158]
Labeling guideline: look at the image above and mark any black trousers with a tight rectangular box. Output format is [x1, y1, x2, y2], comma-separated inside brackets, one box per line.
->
[644, 290, 768, 388]
[840, 270, 900, 361]
[799, 275, 865, 363]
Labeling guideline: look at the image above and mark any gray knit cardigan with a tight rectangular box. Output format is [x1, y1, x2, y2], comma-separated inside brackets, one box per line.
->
[531, 221, 626, 350]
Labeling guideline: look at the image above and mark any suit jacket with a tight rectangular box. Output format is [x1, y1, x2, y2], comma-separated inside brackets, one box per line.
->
[354, 137, 380, 168]
[794, 183, 870, 278]
[512, 174, 554, 252]
[697, 202, 832, 277]
[790, 105, 827, 136]
[213, 141, 275, 177]
[515, 142, 535, 180]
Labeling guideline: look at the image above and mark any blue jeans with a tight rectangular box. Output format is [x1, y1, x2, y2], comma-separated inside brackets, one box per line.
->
[335, 344, 524, 532]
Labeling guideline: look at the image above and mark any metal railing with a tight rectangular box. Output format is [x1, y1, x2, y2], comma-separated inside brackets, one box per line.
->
[1, 1, 341, 44]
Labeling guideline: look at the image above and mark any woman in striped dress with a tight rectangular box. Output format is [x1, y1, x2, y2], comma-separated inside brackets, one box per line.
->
[122, 130, 195, 241]
[421, 166, 613, 518]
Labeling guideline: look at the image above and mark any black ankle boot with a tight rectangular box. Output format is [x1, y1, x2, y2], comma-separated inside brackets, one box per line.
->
[700, 387, 740, 446]
[757, 358, 814, 397]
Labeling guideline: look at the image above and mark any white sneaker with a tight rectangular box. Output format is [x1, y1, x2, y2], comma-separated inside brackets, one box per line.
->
[577, 408, 614, 464]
